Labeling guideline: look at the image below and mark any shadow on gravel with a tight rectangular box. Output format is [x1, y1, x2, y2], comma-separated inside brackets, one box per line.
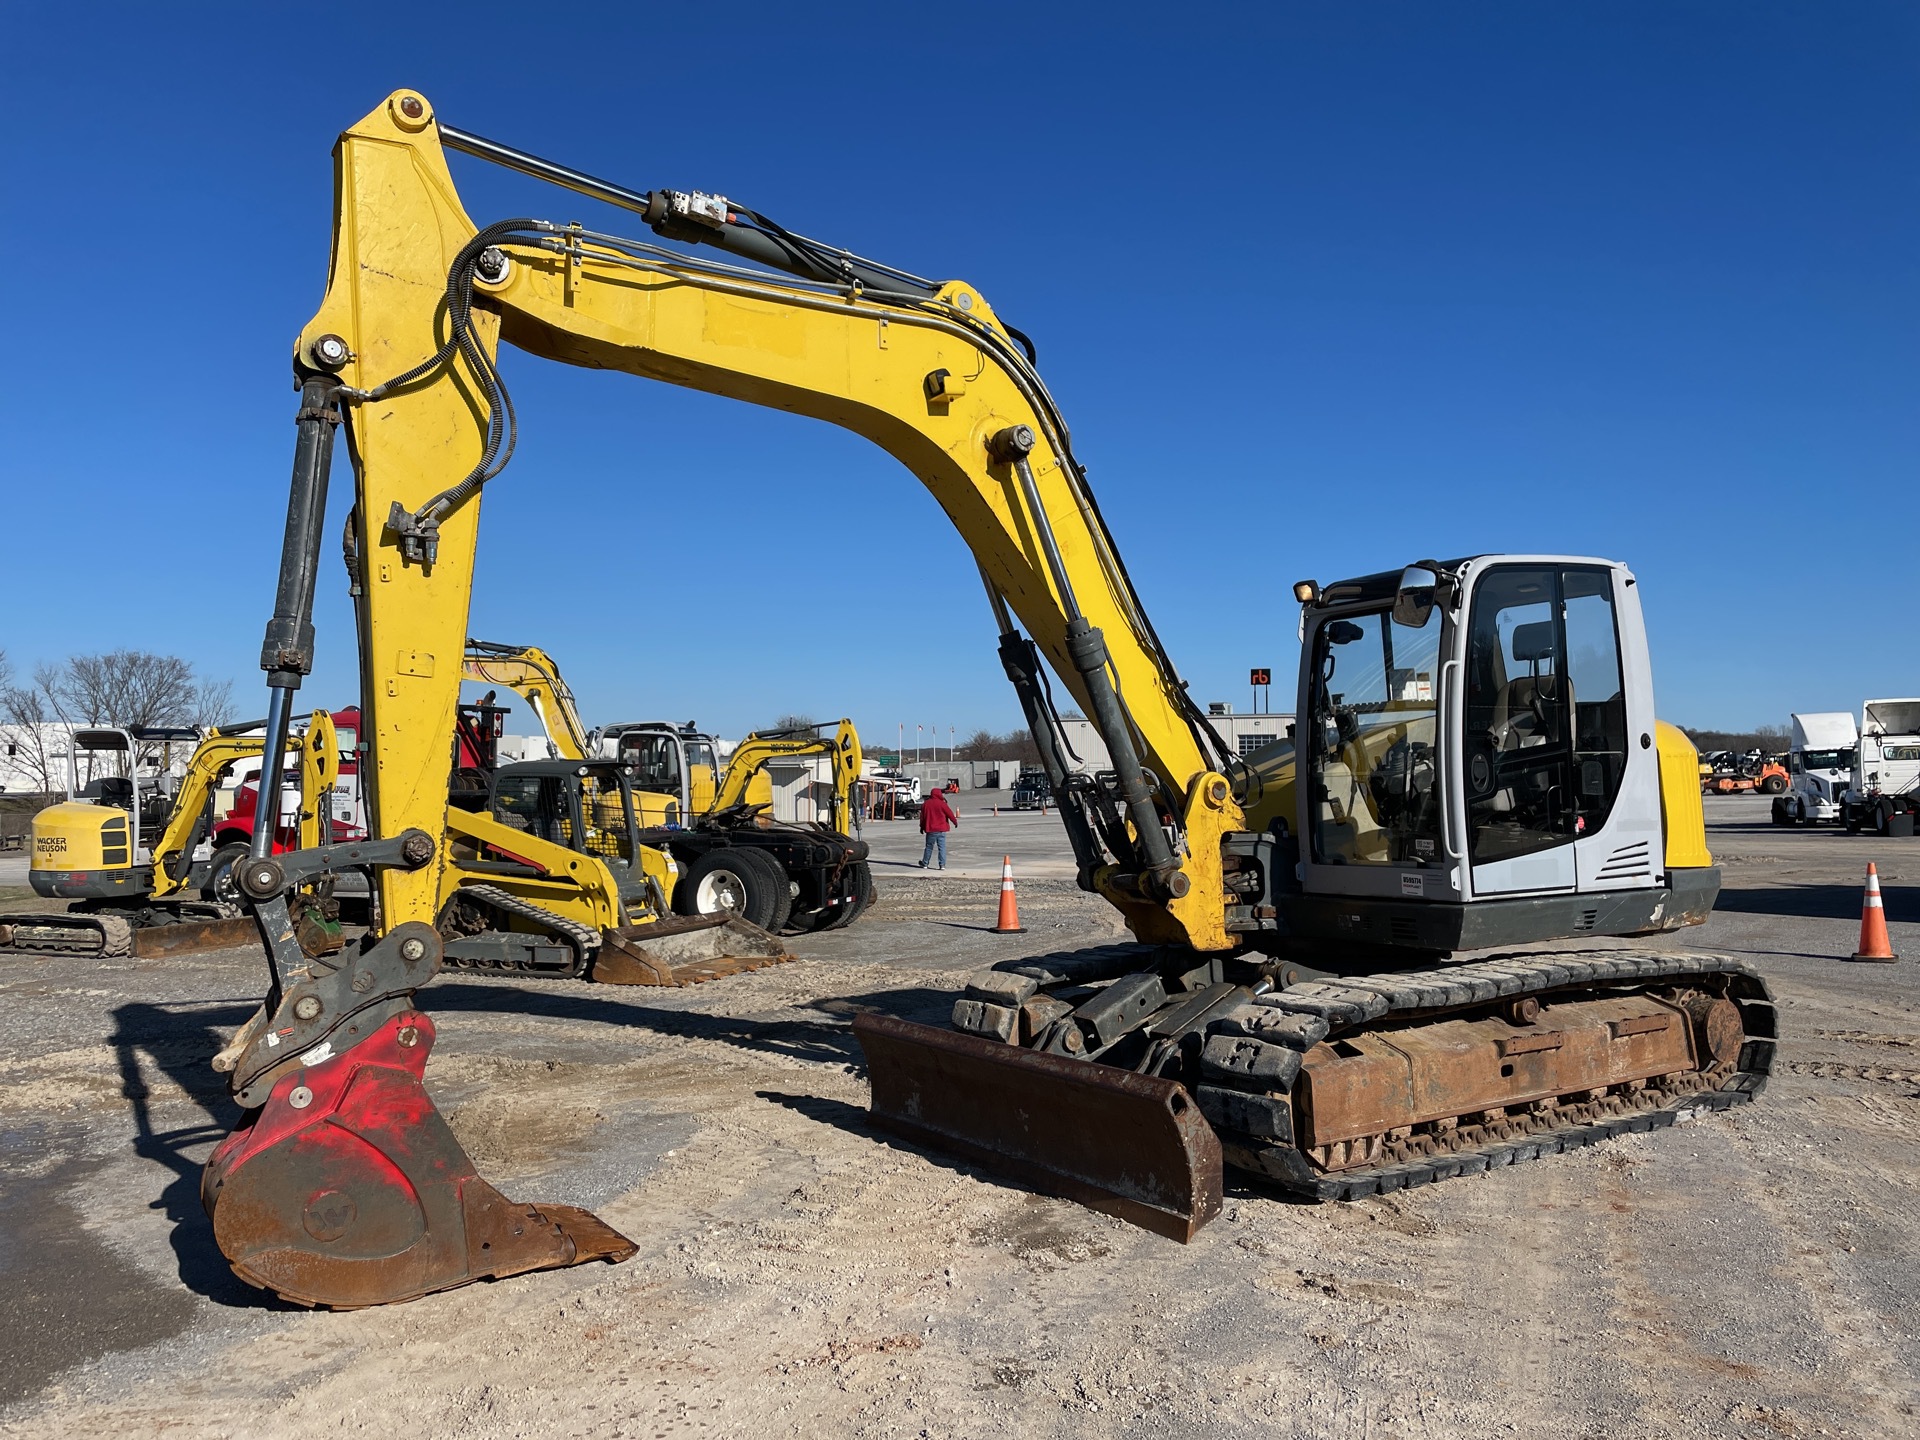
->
[1716, 881, 1915, 923]
[755, 1091, 1318, 1223]
[107, 1000, 283, 1308]
[426, 981, 962, 1066]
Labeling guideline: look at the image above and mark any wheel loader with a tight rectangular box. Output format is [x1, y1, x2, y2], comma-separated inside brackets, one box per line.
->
[194, 91, 1773, 1308]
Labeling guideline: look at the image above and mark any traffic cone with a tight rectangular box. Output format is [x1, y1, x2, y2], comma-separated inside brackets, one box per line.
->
[1850, 862, 1899, 963]
[992, 855, 1026, 934]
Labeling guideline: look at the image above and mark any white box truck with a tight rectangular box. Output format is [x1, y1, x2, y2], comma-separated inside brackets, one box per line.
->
[1841, 698, 1920, 837]
[1773, 712, 1857, 825]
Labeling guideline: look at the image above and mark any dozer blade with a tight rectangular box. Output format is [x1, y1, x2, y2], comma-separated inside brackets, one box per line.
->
[129, 916, 261, 958]
[853, 1013, 1222, 1242]
[592, 915, 794, 986]
[203, 1009, 636, 1308]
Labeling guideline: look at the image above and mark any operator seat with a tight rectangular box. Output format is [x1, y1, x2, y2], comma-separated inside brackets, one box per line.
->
[1490, 621, 1570, 752]
[93, 776, 135, 811]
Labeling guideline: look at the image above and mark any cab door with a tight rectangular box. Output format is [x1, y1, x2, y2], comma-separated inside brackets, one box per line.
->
[1460, 562, 1651, 897]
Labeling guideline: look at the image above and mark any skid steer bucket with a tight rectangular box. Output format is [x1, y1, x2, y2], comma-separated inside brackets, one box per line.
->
[592, 915, 794, 986]
[853, 1013, 1223, 1242]
[203, 1008, 636, 1308]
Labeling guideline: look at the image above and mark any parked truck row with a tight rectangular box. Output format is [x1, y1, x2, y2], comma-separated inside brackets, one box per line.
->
[1773, 699, 1920, 837]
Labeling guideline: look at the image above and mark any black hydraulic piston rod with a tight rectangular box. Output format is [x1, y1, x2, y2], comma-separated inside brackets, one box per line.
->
[437, 123, 934, 297]
[987, 426, 1184, 898]
[249, 374, 341, 860]
[980, 569, 1104, 891]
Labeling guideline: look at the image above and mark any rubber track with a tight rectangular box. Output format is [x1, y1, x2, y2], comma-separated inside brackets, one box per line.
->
[0, 913, 136, 957]
[1212, 948, 1776, 1201]
[441, 883, 600, 976]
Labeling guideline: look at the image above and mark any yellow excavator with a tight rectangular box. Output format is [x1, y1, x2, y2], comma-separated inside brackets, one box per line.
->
[464, 639, 873, 932]
[1, 713, 340, 958]
[198, 92, 1774, 1307]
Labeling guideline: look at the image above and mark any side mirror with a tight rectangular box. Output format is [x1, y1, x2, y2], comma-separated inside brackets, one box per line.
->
[1393, 563, 1439, 629]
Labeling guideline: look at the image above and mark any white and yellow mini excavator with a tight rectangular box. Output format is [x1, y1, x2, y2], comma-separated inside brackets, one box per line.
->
[198, 92, 1773, 1307]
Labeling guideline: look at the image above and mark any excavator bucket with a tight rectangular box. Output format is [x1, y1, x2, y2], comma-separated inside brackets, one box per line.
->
[592, 915, 794, 986]
[203, 1009, 635, 1308]
[853, 1013, 1223, 1242]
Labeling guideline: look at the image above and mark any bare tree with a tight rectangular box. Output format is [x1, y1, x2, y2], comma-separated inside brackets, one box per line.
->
[767, 713, 819, 734]
[192, 678, 237, 728]
[0, 674, 61, 795]
[37, 651, 237, 774]
[952, 727, 1043, 767]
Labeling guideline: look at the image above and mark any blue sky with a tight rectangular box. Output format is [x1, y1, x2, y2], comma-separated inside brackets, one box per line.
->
[2, 4, 1915, 746]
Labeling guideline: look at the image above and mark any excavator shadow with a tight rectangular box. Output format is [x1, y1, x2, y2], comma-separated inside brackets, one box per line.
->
[1715, 881, 1915, 923]
[422, 981, 962, 1070]
[107, 1000, 294, 1308]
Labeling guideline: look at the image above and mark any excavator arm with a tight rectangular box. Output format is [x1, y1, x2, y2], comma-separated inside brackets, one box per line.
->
[713, 719, 863, 834]
[461, 640, 592, 761]
[278, 90, 1240, 954]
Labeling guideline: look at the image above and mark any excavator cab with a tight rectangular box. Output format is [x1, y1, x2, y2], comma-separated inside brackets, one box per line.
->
[1281, 556, 1712, 952]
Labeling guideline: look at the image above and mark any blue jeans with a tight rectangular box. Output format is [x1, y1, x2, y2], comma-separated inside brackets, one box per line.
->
[920, 832, 947, 868]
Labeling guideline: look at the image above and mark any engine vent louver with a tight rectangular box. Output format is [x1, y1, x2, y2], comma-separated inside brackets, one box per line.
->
[1596, 840, 1652, 880]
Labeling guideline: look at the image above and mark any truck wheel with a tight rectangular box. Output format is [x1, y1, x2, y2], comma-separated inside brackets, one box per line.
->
[673, 847, 787, 932]
[807, 860, 874, 932]
[1760, 774, 1786, 795]
[202, 842, 251, 905]
[1770, 798, 1789, 826]
[737, 849, 794, 933]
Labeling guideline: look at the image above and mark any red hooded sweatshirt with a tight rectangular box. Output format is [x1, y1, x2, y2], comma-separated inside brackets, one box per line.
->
[920, 789, 958, 833]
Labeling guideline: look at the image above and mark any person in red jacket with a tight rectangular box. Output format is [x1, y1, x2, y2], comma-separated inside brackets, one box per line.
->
[918, 787, 959, 869]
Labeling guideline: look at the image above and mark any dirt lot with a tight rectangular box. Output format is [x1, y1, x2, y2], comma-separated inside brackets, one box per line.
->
[1, 795, 1915, 1438]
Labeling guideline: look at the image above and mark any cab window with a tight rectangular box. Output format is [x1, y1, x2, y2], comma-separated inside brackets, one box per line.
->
[493, 774, 572, 847]
[622, 735, 682, 793]
[1306, 606, 1443, 866]
[1463, 565, 1626, 863]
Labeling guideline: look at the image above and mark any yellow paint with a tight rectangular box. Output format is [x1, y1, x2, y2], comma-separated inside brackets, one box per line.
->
[1656, 721, 1714, 869]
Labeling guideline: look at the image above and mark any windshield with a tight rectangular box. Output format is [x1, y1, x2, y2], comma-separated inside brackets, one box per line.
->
[1307, 607, 1442, 866]
[1800, 748, 1853, 771]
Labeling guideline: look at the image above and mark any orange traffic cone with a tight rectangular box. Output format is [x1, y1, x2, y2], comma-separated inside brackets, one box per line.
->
[1850, 862, 1899, 963]
[992, 855, 1026, 935]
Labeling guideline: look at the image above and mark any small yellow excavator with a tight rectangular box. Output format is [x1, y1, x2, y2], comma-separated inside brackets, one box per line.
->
[195, 93, 1773, 1308]
[1, 714, 339, 958]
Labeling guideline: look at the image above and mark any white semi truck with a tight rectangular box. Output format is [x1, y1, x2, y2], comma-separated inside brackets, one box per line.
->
[1841, 698, 1920, 838]
[1773, 711, 1857, 825]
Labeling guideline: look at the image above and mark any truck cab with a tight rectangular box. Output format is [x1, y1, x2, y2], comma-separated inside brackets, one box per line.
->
[1842, 698, 1920, 837]
[1011, 768, 1051, 810]
[1777, 712, 1857, 825]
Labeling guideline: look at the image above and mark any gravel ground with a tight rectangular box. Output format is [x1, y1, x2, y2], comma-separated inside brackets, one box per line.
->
[0, 795, 1915, 1438]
